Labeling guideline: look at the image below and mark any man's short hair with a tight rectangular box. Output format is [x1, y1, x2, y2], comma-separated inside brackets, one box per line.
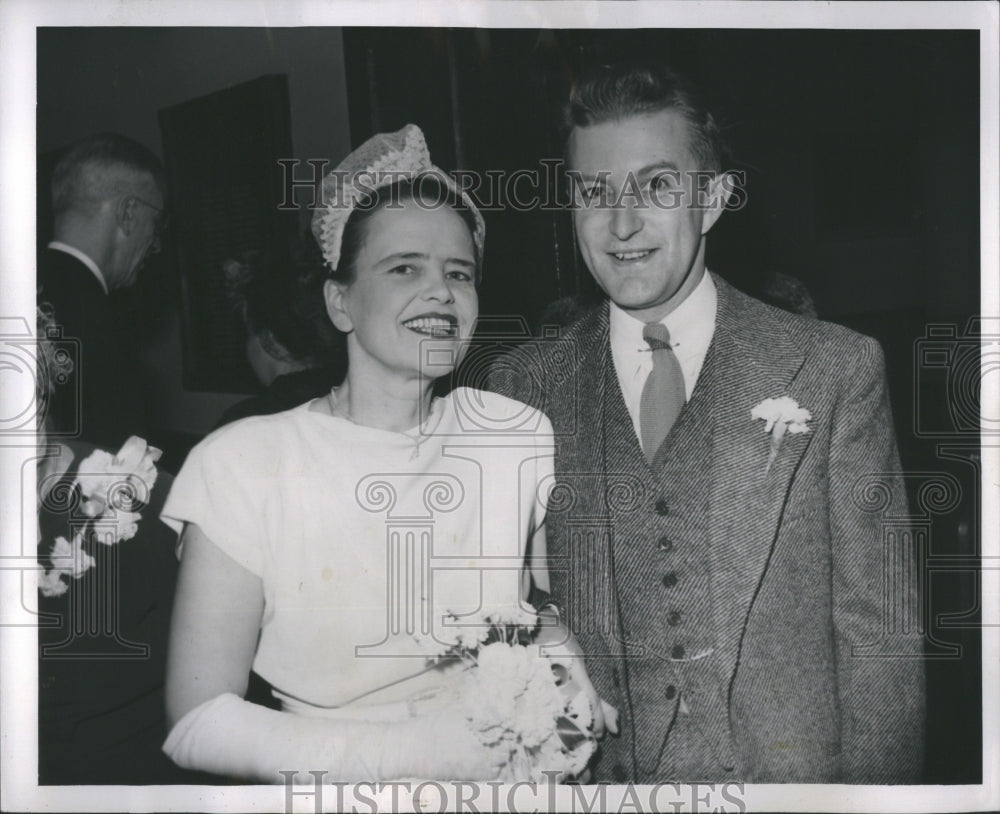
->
[564, 60, 729, 173]
[50, 133, 166, 217]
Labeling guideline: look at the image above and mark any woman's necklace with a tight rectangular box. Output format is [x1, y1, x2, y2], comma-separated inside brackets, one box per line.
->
[327, 387, 437, 460]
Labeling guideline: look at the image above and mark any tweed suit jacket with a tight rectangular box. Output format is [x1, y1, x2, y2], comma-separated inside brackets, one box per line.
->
[488, 274, 925, 783]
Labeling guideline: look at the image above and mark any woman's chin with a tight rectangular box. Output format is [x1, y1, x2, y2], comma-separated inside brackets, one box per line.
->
[418, 361, 459, 381]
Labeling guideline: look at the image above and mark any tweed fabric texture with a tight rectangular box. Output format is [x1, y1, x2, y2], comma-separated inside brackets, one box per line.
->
[488, 274, 925, 783]
[603, 345, 736, 780]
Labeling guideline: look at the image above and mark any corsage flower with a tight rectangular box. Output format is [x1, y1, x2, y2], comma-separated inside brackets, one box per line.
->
[39, 436, 160, 598]
[751, 396, 812, 471]
[74, 435, 162, 518]
[97, 508, 143, 544]
[39, 532, 95, 597]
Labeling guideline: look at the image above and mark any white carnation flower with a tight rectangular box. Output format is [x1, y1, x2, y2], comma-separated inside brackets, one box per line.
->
[49, 533, 94, 579]
[74, 436, 161, 518]
[93, 509, 142, 544]
[751, 397, 812, 471]
[39, 569, 69, 597]
[751, 396, 812, 433]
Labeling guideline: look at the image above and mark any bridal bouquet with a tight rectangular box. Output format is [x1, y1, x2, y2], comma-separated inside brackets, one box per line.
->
[413, 604, 596, 782]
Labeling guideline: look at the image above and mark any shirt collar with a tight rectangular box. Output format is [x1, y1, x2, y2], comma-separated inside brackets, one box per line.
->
[609, 270, 717, 360]
[47, 241, 108, 294]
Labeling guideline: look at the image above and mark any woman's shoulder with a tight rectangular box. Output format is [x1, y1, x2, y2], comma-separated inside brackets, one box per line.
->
[445, 387, 553, 436]
[191, 402, 320, 462]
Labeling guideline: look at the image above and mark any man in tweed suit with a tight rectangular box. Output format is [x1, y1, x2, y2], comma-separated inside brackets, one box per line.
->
[489, 61, 925, 783]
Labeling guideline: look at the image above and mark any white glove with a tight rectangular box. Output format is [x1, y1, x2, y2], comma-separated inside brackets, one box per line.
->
[163, 692, 501, 783]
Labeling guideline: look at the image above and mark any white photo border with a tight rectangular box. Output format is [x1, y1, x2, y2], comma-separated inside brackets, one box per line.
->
[2, 1, 997, 812]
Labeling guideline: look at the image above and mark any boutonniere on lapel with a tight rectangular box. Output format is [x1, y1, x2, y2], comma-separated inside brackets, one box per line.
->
[751, 397, 812, 473]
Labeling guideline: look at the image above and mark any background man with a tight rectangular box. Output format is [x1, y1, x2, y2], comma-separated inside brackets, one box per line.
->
[490, 60, 924, 783]
[37, 132, 167, 446]
[34, 135, 197, 783]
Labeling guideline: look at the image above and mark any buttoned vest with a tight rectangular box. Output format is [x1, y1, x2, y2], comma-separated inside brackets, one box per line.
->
[603, 341, 738, 781]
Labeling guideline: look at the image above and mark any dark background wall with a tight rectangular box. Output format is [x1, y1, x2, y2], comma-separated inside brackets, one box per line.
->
[343, 28, 978, 322]
[36, 26, 983, 783]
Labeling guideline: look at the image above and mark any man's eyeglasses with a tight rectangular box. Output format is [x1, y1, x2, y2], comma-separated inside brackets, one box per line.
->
[130, 195, 170, 238]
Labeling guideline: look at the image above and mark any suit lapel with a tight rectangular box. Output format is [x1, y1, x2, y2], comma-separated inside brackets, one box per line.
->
[548, 306, 624, 658]
[704, 276, 812, 692]
[580, 309, 626, 660]
[551, 304, 608, 475]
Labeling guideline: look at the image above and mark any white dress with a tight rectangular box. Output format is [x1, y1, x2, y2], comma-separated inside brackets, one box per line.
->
[162, 387, 555, 715]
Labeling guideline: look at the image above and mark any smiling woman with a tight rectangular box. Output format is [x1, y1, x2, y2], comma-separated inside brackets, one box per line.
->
[321, 178, 480, 405]
[157, 125, 607, 783]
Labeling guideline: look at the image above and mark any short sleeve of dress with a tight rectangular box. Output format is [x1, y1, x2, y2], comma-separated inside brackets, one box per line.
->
[160, 419, 275, 576]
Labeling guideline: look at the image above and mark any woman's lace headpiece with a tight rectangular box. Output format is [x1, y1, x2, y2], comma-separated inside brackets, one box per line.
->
[310, 124, 485, 273]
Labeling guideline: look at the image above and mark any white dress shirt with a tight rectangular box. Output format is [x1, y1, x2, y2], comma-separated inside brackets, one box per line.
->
[609, 270, 718, 443]
[47, 241, 108, 294]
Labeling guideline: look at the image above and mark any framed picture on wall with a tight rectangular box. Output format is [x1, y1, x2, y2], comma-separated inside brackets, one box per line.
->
[159, 73, 298, 393]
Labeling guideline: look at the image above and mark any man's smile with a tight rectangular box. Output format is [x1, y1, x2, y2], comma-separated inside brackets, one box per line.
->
[608, 248, 658, 263]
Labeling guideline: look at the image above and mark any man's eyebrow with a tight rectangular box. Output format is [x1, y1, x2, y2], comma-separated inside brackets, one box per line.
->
[634, 161, 682, 177]
[567, 170, 609, 183]
[569, 163, 681, 181]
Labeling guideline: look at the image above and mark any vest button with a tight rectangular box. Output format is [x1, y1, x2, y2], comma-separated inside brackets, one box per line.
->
[667, 610, 682, 626]
[654, 498, 669, 516]
[661, 572, 678, 588]
[665, 684, 677, 700]
[657, 536, 674, 553]
[671, 644, 686, 660]
[612, 764, 628, 782]
[612, 668, 621, 688]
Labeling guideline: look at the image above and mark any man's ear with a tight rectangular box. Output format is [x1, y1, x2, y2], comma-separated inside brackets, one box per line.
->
[699, 171, 739, 236]
[116, 195, 138, 236]
[323, 278, 353, 333]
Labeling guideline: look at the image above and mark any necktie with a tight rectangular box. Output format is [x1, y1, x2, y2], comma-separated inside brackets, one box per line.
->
[639, 322, 685, 464]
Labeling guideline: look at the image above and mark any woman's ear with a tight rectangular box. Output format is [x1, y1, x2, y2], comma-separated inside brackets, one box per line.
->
[323, 278, 353, 333]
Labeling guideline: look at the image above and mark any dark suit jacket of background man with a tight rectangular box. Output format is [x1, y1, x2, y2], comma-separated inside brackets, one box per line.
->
[489, 274, 925, 783]
[37, 247, 145, 448]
